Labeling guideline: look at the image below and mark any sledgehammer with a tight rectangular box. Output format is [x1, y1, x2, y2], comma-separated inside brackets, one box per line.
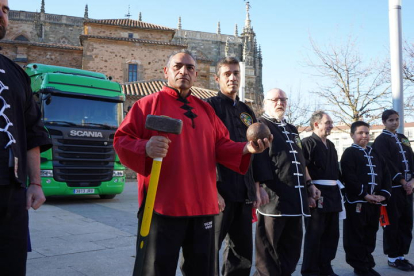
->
[134, 115, 182, 276]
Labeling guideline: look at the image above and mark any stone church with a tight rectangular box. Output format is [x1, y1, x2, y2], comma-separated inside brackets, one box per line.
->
[1, 0, 263, 109]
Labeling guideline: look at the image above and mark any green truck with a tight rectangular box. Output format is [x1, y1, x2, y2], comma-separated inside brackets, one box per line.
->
[25, 64, 126, 199]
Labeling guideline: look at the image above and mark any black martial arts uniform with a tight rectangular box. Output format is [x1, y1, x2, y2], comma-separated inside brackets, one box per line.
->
[0, 54, 52, 276]
[253, 114, 310, 276]
[301, 133, 342, 276]
[340, 144, 391, 274]
[372, 130, 414, 259]
[206, 92, 257, 276]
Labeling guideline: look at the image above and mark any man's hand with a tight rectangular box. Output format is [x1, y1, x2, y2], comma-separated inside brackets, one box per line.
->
[259, 186, 269, 206]
[308, 185, 321, 200]
[253, 182, 261, 208]
[26, 185, 46, 210]
[308, 197, 316, 208]
[404, 179, 414, 195]
[218, 192, 226, 212]
[145, 136, 171, 159]
[364, 194, 379, 204]
[374, 195, 386, 203]
[253, 182, 269, 208]
[243, 135, 273, 155]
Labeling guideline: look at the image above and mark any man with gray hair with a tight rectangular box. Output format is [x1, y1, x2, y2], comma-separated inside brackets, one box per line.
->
[301, 111, 342, 276]
[252, 88, 320, 276]
[114, 50, 269, 276]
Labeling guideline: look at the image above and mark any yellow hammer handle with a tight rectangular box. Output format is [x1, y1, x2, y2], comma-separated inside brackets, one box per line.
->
[140, 157, 163, 238]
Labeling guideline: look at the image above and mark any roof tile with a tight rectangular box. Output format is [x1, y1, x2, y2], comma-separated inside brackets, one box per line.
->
[122, 80, 217, 99]
[85, 19, 174, 31]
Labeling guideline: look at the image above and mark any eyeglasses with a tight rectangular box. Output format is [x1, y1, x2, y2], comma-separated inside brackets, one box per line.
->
[266, 98, 288, 103]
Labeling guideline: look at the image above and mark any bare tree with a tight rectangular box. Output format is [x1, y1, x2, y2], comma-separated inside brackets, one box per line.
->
[403, 41, 414, 83]
[284, 87, 318, 131]
[306, 36, 391, 127]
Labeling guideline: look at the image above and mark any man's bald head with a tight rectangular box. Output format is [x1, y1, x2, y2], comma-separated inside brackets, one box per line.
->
[264, 88, 287, 101]
[263, 88, 288, 120]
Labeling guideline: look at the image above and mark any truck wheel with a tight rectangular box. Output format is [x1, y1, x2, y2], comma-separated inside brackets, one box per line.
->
[99, 194, 116, 199]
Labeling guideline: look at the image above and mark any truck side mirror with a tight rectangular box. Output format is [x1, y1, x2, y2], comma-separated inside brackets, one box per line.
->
[42, 93, 52, 105]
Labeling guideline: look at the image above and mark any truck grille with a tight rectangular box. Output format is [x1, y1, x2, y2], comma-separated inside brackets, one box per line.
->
[52, 136, 114, 187]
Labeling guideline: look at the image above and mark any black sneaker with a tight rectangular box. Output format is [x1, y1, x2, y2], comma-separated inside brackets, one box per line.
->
[368, 268, 381, 276]
[388, 259, 412, 271]
[401, 259, 414, 271]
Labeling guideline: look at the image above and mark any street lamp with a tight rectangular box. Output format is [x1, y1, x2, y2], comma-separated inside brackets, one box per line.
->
[389, 0, 404, 133]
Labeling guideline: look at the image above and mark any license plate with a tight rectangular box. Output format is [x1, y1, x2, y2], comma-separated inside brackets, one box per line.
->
[73, 189, 95, 194]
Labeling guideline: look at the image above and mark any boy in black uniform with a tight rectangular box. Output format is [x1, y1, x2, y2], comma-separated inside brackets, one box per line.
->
[206, 57, 262, 276]
[301, 111, 342, 276]
[372, 109, 414, 271]
[340, 121, 391, 276]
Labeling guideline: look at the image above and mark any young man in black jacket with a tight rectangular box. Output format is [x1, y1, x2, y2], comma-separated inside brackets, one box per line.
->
[206, 57, 266, 276]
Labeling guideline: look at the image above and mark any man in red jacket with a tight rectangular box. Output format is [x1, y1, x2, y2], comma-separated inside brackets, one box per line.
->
[114, 49, 269, 276]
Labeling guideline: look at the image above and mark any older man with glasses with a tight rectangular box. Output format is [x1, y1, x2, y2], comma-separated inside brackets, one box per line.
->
[253, 88, 320, 276]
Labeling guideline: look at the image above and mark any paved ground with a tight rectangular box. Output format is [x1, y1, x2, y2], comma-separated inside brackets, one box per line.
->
[27, 181, 414, 276]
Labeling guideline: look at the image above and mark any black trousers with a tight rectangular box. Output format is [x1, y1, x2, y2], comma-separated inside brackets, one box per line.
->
[343, 202, 379, 272]
[133, 212, 215, 276]
[301, 209, 339, 276]
[0, 184, 28, 276]
[254, 214, 303, 276]
[383, 188, 413, 258]
[214, 201, 253, 276]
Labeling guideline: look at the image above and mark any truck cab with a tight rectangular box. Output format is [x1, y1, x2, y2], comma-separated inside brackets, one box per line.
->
[25, 64, 126, 199]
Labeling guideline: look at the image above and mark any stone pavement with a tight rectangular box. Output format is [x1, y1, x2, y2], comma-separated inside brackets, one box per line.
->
[26, 181, 413, 276]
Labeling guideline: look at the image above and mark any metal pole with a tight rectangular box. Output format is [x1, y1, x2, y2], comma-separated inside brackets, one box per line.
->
[389, 0, 404, 133]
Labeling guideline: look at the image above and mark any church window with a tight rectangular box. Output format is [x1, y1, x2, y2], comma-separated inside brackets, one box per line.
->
[128, 33, 133, 38]
[14, 35, 29, 41]
[128, 64, 138, 82]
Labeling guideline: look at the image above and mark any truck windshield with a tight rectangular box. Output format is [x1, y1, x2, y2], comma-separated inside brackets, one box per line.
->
[42, 95, 122, 129]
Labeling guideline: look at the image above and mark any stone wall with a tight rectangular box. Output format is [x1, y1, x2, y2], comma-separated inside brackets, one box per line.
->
[82, 38, 183, 83]
[9, 11, 84, 46]
[194, 60, 212, 89]
[0, 42, 82, 68]
[27, 46, 83, 68]
[173, 29, 243, 64]
[6, 20, 38, 41]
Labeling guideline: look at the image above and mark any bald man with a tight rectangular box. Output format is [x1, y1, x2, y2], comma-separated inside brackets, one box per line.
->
[253, 88, 320, 276]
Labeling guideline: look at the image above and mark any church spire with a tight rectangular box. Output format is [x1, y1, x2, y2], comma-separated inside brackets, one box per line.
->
[244, 1, 251, 30]
[178, 16, 182, 30]
[234, 24, 238, 37]
[40, 0, 45, 13]
[84, 4, 88, 19]
[139, 12, 142, 21]
[217, 21, 221, 34]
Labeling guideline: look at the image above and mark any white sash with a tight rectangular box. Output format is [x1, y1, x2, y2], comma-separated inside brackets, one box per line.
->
[313, 179, 346, 219]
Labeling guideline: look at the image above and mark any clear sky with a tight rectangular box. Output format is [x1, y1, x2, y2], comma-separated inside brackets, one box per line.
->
[10, 0, 414, 97]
